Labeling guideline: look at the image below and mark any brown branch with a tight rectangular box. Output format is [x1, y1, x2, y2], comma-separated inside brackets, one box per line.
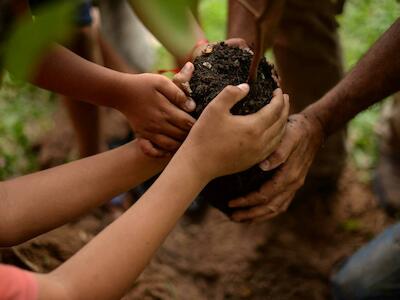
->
[235, 0, 261, 19]
[235, 0, 270, 82]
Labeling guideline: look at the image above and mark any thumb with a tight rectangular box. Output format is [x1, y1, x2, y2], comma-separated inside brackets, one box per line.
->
[159, 74, 196, 113]
[211, 83, 250, 112]
[172, 62, 195, 90]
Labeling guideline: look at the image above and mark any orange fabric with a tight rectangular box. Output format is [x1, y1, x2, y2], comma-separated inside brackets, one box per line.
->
[0, 264, 38, 300]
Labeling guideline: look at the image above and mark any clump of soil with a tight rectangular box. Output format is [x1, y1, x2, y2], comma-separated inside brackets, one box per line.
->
[189, 42, 279, 216]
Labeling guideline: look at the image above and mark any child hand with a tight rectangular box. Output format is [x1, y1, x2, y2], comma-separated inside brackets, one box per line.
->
[115, 64, 196, 157]
[179, 85, 290, 181]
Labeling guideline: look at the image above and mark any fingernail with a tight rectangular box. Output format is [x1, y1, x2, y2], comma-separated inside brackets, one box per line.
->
[184, 98, 196, 111]
[181, 62, 193, 74]
[259, 160, 270, 171]
[236, 83, 249, 93]
[187, 120, 195, 128]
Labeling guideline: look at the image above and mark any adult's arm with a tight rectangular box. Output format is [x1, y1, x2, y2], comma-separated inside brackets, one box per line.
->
[303, 18, 400, 135]
[229, 18, 400, 222]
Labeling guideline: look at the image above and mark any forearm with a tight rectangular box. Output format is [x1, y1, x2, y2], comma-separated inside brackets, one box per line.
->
[31, 44, 127, 108]
[0, 141, 167, 246]
[128, 0, 205, 63]
[302, 19, 400, 136]
[38, 152, 207, 300]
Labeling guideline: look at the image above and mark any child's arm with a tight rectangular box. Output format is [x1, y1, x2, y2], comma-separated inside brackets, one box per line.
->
[31, 45, 196, 155]
[0, 141, 168, 247]
[0, 64, 197, 246]
[33, 84, 289, 300]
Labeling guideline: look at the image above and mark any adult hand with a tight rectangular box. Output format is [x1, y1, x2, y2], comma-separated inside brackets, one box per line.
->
[180, 86, 289, 181]
[116, 63, 196, 157]
[228, 113, 324, 222]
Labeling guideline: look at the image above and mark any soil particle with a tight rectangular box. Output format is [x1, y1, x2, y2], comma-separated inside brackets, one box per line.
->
[189, 42, 279, 215]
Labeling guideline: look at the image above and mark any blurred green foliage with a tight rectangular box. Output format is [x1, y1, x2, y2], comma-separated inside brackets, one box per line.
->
[4, 1, 77, 81]
[339, 0, 400, 70]
[340, 0, 399, 181]
[199, 0, 227, 42]
[0, 74, 54, 179]
[340, 218, 362, 232]
[0, 1, 77, 179]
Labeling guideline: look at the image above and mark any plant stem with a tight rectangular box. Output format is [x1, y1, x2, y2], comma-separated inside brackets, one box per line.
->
[235, 0, 270, 82]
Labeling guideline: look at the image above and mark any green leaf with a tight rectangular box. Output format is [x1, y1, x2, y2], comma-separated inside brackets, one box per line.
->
[3, 1, 78, 81]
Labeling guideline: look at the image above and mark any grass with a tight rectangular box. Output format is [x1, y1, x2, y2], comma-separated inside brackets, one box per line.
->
[0, 0, 399, 180]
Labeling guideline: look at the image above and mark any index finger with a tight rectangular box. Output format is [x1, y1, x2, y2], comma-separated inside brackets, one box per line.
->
[158, 76, 196, 113]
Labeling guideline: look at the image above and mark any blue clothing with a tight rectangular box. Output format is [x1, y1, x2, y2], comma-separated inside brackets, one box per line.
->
[28, 0, 92, 27]
[332, 223, 400, 300]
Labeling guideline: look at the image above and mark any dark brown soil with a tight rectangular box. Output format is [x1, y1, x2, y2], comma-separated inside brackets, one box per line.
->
[189, 42, 279, 215]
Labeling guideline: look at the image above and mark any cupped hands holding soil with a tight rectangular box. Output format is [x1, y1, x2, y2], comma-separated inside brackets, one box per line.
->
[189, 42, 280, 216]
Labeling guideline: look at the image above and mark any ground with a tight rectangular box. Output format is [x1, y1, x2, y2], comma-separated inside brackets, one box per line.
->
[0, 107, 394, 299]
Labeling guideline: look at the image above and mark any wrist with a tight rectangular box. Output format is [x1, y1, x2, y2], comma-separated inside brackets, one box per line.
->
[171, 146, 214, 186]
[300, 106, 327, 143]
[295, 111, 325, 152]
[108, 72, 137, 112]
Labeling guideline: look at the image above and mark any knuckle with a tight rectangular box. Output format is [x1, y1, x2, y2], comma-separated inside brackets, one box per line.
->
[174, 89, 185, 103]
[245, 121, 261, 138]
[159, 108, 170, 120]
[149, 120, 161, 132]
[205, 102, 218, 115]
[155, 74, 167, 84]
[172, 73, 183, 84]
[294, 177, 305, 189]
[271, 150, 284, 163]
[259, 194, 268, 204]
[223, 85, 238, 97]
[281, 203, 290, 212]
[244, 127, 256, 138]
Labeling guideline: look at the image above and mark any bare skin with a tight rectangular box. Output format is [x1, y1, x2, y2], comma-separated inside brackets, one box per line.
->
[0, 64, 197, 246]
[62, 26, 103, 158]
[63, 12, 141, 158]
[32, 45, 196, 156]
[227, 0, 285, 53]
[1, 81, 289, 300]
[229, 18, 400, 222]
